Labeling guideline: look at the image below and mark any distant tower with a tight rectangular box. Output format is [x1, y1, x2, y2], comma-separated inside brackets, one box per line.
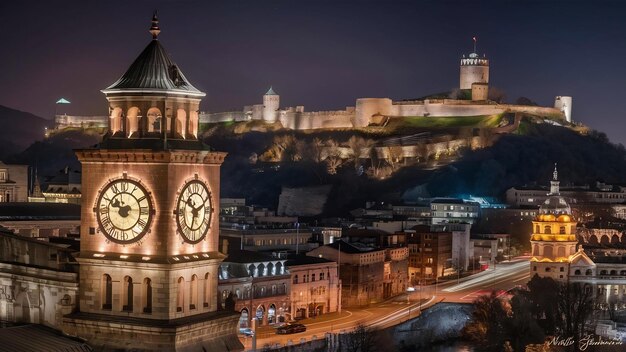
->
[529, 164, 578, 282]
[460, 37, 489, 100]
[554, 96, 573, 123]
[263, 87, 280, 122]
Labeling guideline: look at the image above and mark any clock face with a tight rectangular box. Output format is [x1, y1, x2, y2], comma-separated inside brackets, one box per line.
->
[96, 179, 152, 244]
[176, 180, 212, 243]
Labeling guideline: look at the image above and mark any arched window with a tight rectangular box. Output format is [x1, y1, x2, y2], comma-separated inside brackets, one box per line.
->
[176, 108, 187, 138]
[574, 270, 581, 275]
[123, 276, 133, 312]
[610, 270, 617, 276]
[267, 262, 274, 276]
[600, 270, 607, 276]
[143, 278, 152, 314]
[293, 275, 298, 284]
[190, 275, 198, 310]
[275, 262, 283, 275]
[544, 225, 551, 234]
[147, 107, 162, 133]
[320, 272, 325, 281]
[204, 273, 211, 308]
[585, 269, 593, 276]
[272, 284, 277, 295]
[126, 107, 140, 137]
[102, 274, 112, 310]
[110, 107, 123, 134]
[559, 226, 566, 234]
[248, 264, 255, 277]
[258, 263, 265, 277]
[177, 277, 185, 313]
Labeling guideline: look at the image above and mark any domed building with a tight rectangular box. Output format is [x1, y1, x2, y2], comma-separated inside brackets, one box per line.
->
[530, 165, 580, 281]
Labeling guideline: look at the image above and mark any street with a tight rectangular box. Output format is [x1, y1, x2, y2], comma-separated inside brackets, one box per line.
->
[243, 258, 531, 350]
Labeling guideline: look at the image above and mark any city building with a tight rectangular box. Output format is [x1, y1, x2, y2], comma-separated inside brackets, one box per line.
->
[217, 249, 289, 328]
[0, 227, 78, 327]
[430, 198, 480, 225]
[0, 202, 80, 240]
[220, 226, 314, 253]
[506, 182, 626, 208]
[529, 166, 579, 281]
[308, 240, 408, 307]
[61, 15, 242, 351]
[41, 167, 82, 204]
[405, 225, 453, 284]
[285, 255, 341, 319]
[0, 162, 28, 202]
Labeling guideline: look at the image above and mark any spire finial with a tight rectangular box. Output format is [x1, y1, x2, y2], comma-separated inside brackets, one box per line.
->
[472, 36, 477, 53]
[553, 163, 558, 181]
[149, 11, 160, 40]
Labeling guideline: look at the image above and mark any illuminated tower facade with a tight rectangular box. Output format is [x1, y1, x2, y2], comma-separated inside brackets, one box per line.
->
[63, 15, 242, 351]
[529, 165, 578, 281]
[460, 38, 489, 101]
[262, 86, 279, 122]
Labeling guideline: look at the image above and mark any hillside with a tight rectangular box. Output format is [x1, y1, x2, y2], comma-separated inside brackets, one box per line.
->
[3, 112, 625, 218]
[0, 105, 52, 160]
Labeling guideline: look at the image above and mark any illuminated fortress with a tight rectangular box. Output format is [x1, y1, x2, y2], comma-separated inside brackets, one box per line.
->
[54, 40, 573, 132]
[200, 41, 573, 129]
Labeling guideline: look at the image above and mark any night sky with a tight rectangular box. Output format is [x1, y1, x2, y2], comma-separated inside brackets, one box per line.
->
[1, 0, 626, 145]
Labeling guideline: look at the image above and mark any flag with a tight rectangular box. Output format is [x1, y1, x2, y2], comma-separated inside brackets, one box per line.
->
[56, 98, 71, 104]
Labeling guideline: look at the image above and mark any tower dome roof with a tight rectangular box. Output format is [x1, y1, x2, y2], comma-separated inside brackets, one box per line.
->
[265, 86, 277, 96]
[538, 163, 571, 216]
[102, 15, 204, 97]
[539, 196, 571, 216]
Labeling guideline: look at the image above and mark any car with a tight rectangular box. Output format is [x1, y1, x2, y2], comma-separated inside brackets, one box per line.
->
[275, 323, 306, 334]
[239, 328, 254, 337]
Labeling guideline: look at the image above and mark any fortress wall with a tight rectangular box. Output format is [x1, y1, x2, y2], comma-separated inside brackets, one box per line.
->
[503, 105, 564, 118]
[389, 103, 427, 116]
[423, 103, 505, 117]
[55, 115, 108, 128]
[199, 111, 247, 124]
[280, 110, 355, 130]
[355, 98, 393, 127]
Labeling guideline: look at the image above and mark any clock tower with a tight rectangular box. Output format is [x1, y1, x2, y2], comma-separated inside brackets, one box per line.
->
[63, 15, 243, 351]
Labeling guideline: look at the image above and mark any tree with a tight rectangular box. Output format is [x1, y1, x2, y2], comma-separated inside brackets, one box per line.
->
[463, 291, 509, 351]
[556, 282, 595, 350]
[506, 293, 545, 352]
[341, 323, 377, 352]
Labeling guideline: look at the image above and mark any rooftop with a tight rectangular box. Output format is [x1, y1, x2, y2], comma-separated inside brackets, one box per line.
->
[102, 16, 204, 97]
[286, 254, 334, 267]
[0, 203, 80, 221]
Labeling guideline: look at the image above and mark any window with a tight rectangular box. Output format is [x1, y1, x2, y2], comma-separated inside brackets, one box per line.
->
[190, 275, 198, 310]
[143, 278, 152, 313]
[544, 226, 551, 234]
[574, 270, 581, 275]
[585, 269, 592, 276]
[559, 226, 566, 235]
[102, 274, 112, 310]
[560, 267, 564, 272]
[122, 276, 133, 312]
[312, 273, 316, 282]
[293, 275, 298, 284]
[177, 277, 185, 312]
[204, 273, 211, 308]
[320, 272, 325, 281]
[533, 266, 537, 272]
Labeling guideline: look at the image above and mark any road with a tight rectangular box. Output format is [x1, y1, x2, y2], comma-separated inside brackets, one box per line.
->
[244, 258, 530, 350]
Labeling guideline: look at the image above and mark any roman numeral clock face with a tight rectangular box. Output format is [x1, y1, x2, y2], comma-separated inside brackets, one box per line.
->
[176, 180, 212, 244]
[96, 179, 153, 244]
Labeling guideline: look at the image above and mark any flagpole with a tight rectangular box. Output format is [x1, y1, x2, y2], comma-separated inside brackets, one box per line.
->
[473, 36, 477, 53]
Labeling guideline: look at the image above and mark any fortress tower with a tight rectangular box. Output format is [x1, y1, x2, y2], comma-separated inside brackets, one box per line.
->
[63, 15, 242, 351]
[554, 96, 573, 123]
[529, 165, 578, 282]
[460, 37, 489, 100]
[263, 86, 280, 122]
